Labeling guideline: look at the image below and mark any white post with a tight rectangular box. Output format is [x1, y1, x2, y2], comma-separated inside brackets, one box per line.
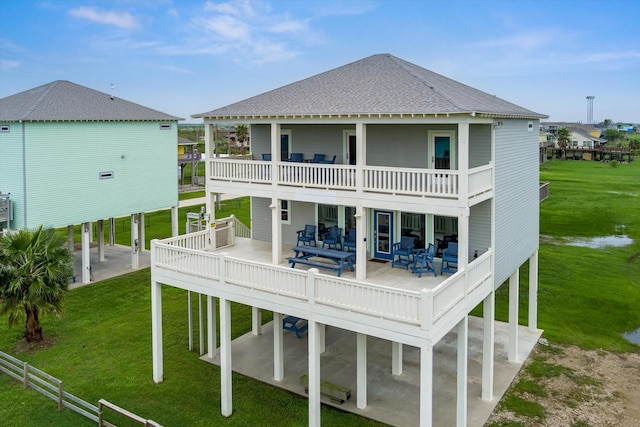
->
[419, 344, 433, 427]
[457, 316, 468, 427]
[357, 333, 367, 409]
[392, 342, 403, 376]
[308, 320, 321, 427]
[220, 298, 233, 417]
[528, 251, 539, 332]
[508, 269, 520, 363]
[188, 291, 193, 351]
[131, 214, 139, 269]
[207, 296, 217, 359]
[482, 290, 495, 401]
[355, 205, 366, 281]
[108, 218, 115, 246]
[151, 276, 163, 383]
[270, 197, 282, 265]
[67, 225, 74, 252]
[81, 222, 91, 283]
[199, 293, 204, 356]
[139, 213, 146, 251]
[273, 312, 284, 381]
[252, 307, 262, 336]
[171, 206, 179, 237]
[97, 220, 105, 262]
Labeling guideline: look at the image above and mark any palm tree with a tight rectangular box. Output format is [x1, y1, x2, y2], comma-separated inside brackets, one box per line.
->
[0, 226, 73, 342]
[557, 127, 571, 159]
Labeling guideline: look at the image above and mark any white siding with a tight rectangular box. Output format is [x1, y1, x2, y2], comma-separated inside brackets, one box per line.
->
[0, 122, 26, 228]
[469, 124, 492, 168]
[493, 119, 540, 286]
[469, 199, 492, 260]
[251, 197, 272, 242]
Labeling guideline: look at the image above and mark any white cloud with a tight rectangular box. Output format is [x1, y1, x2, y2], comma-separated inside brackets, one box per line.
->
[0, 59, 21, 70]
[68, 6, 139, 29]
[204, 0, 257, 17]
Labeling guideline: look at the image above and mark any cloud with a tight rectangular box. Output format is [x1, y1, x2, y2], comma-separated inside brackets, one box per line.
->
[0, 59, 21, 70]
[68, 6, 139, 29]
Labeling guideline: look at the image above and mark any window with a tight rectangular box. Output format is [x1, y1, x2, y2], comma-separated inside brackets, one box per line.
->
[571, 140, 578, 147]
[281, 200, 290, 224]
[0, 125, 9, 133]
[159, 123, 172, 130]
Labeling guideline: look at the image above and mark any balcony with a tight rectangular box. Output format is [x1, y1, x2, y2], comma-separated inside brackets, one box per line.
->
[151, 222, 494, 341]
[208, 159, 492, 203]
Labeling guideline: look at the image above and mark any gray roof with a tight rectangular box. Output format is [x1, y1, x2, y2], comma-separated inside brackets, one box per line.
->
[0, 80, 182, 121]
[194, 54, 547, 119]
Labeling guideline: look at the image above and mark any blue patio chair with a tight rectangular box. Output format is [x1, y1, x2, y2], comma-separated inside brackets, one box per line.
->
[261, 153, 271, 161]
[319, 155, 336, 164]
[289, 152, 304, 162]
[410, 243, 437, 278]
[311, 153, 325, 163]
[440, 242, 458, 274]
[391, 236, 415, 269]
[322, 226, 343, 250]
[296, 225, 317, 247]
[342, 228, 356, 252]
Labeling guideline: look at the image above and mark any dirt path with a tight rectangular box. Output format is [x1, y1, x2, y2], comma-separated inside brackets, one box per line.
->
[486, 344, 640, 426]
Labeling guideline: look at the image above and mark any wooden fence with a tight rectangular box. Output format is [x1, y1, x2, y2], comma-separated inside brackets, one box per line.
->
[0, 350, 161, 426]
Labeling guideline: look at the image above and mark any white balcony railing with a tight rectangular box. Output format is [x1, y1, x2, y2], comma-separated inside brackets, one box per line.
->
[364, 166, 458, 197]
[152, 231, 493, 330]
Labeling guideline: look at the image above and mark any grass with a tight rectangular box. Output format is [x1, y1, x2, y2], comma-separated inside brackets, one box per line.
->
[0, 270, 383, 427]
[178, 190, 205, 201]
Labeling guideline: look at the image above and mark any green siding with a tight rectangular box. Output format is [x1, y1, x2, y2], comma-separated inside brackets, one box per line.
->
[0, 123, 26, 229]
[8, 121, 177, 229]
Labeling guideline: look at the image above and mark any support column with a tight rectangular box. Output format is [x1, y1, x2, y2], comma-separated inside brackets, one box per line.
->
[457, 316, 468, 427]
[220, 298, 233, 417]
[81, 222, 91, 283]
[97, 220, 105, 262]
[151, 279, 163, 383]
[528, 251, 539, 332]
[508, 269, 520, 363]
[273, 312, 284, 381]
[207, 296, 217, 358]
[482, 290, 495, 401]
[131, 214, 139, 269]
[139, 213, 146, 251]
[355, 205, 367, 281]
[171, 206, 179, 237]
[188, 291, 193, 351]
[308, 320, 321, 427]
[252, 307, 262, 336]
[67, 225, 74, 253]
[392, 342, 403, 376]
[270, 198, 282, 265]
[198, 294, 205, 356]
[419, 344, 433, 427]
[108, 218, 115, 246]
[357, 333, 367, 409]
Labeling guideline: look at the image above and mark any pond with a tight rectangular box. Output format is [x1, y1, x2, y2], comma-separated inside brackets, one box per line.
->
[623, 328, 640, 345]
[564, 235, 634, 249]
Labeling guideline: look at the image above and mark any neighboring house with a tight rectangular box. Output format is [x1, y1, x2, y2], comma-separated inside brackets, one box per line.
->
[566, 128, 606, 148]
[178, 136, 200, 185]
[150, 54, 547, 426]
[0, 80, 182, 282]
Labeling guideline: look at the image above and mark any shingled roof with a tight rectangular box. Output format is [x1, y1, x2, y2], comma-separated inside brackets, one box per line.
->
[0, 80, 182, 122]
[194, 54, 546, 120]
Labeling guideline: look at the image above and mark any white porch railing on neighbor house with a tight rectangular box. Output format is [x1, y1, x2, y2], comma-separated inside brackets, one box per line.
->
[208, 158, 493, 200]
[152, 232, 493, 329]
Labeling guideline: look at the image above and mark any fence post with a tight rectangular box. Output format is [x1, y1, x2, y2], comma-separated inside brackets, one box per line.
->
[57, 380, 63, 411]
[98, 400, 104, 427]
[23, 362, 28, 388]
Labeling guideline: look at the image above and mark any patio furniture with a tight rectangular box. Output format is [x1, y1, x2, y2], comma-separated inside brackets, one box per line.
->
[283, 316, 308, 338]
[296, 224, 317, 246]
[391, 236, 415, 269]
[436, 234, 457, 257]
[287, 245, 355, 277]
[261, 153, 271, 161]
[300, 375, 351, 404]
[440, 242, 458, 274]
[289, 152, 304, 162]
[311, 153, 325, 163]
[322, 226, 343, 250]
[342, 228, 356, 252]
[410, 243, 437, 278]
[319, 155, 336, 164]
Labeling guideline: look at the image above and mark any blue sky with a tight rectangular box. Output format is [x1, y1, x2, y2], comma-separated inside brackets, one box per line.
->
[1, 0, 638, 123]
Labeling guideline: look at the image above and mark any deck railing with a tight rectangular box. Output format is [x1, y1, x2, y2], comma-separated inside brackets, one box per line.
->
[539, 181, 550, 202]
[468, 163, 493, 198]
[279, 163, 356, 189]
[363, 166, 458, 198]
[152, 235, 493, 329]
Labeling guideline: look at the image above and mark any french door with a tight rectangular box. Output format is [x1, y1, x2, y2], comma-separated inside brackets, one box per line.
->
[373, 210, 393, 260]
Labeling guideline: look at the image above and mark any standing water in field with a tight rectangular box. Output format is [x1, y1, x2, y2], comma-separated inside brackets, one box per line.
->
[564, 235, 634, 249]
[623, 328, 640, 345]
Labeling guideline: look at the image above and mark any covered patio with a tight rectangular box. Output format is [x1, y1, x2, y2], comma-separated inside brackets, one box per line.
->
[201, 315, 542, 426]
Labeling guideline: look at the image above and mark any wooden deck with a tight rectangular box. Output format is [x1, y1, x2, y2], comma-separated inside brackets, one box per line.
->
[212, 237, 448, 293]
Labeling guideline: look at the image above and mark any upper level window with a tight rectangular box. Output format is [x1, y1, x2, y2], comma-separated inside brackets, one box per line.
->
[0, 125, 9, 133]
[159, 123, 172, 130]
[281, 200, 290, 224]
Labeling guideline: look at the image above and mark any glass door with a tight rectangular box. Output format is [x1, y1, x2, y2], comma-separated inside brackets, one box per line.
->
[434, 135, 451, 169]
[373, 210, 393, 260]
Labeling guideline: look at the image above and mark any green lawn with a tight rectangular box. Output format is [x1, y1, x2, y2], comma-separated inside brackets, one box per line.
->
[2, 160, 639, 425]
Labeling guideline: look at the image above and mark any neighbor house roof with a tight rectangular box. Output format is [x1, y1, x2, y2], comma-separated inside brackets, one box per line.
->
[194, 53, 547, 120]
[0, 80, 182, 122]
